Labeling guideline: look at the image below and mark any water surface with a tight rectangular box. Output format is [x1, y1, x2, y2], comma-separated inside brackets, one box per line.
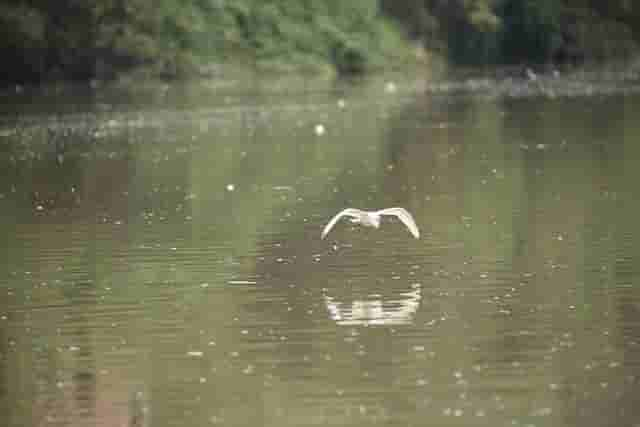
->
[1, 72, 640, 427]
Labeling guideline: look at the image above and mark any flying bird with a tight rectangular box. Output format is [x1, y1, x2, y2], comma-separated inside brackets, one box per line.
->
[321, 207, 420, 239]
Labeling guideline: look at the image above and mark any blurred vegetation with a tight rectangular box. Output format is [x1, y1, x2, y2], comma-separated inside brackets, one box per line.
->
[382, 0, 640, 65]
[1, 0, 640, 84]
[0, 0, 414, 84]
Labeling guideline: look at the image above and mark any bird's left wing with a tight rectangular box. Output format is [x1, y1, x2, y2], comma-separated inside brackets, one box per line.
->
[321, 208, 362, 239]
[377, 207, 420, 238]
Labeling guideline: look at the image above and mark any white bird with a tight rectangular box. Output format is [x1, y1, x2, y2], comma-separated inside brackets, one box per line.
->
[321, 207, 420, 239]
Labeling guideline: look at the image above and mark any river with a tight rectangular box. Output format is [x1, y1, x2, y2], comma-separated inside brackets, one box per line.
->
[1, 69, 640, 426]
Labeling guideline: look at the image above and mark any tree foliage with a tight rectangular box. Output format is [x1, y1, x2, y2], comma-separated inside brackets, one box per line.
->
[2, 0, 640, 84]
[0, 0, 411, 83]
[383, 0, 640, 64]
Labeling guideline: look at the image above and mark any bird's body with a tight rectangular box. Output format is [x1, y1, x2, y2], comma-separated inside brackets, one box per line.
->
[321, 207, 420, 239]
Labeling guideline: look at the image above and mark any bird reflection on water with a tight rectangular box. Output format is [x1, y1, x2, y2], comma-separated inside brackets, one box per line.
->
[323, 283, 422, 326]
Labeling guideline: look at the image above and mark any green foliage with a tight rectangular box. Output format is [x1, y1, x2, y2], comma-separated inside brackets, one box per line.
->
[499, 0, 563, 63]
[4, 0, 640, 84]
[0, 0, 415, 84]
[0, 3, 47, 80]
[384, 0, 640, 65]
[220, 0, 410, 73]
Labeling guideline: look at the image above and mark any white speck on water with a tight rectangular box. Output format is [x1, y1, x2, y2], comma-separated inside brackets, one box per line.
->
[226, 184, 235, 192]
[187, 351, 204, 357]
[385, 81, 397, 93]
[532, 407, 552, 417]
[314, 124, 325, 136]
[536, 143, 547, 150]
[337, 99, 346, 109]
[199, 377, 207, 383]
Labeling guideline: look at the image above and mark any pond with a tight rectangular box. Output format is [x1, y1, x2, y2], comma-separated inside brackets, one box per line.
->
[1, 70, 640, 427]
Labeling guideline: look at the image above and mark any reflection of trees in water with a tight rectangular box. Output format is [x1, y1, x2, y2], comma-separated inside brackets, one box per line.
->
[14, 280, 151, 427]
[0, 117, 193, 225]
[0, 320, 6, 425]
[382, 93, 474, 211]
[66, 282, 98, 425]
[30, 282, 98, 425]
[499, 96, 640, 426]
[0, 125, 167, 426]
[383, 90, 640, 425]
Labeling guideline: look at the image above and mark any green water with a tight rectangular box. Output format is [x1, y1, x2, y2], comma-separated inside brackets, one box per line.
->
[1, 74, 640, 427]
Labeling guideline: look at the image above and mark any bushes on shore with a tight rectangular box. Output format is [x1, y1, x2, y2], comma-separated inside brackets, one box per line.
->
[383, 0, 640, 65]
[0, 0, 413, 84]
[2, 0, 640, 85]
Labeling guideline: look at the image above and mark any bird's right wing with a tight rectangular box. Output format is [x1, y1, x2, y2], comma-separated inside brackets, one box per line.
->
[321, 208, 362, 239]
[377, 207, 420, 238]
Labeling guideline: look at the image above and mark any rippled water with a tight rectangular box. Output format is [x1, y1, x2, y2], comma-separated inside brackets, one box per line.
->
[1, 72, 640, 427]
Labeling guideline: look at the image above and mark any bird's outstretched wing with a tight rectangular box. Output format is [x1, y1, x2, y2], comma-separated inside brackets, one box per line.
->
[321, 208, 363, 239]
[376, 207, 420, 238]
